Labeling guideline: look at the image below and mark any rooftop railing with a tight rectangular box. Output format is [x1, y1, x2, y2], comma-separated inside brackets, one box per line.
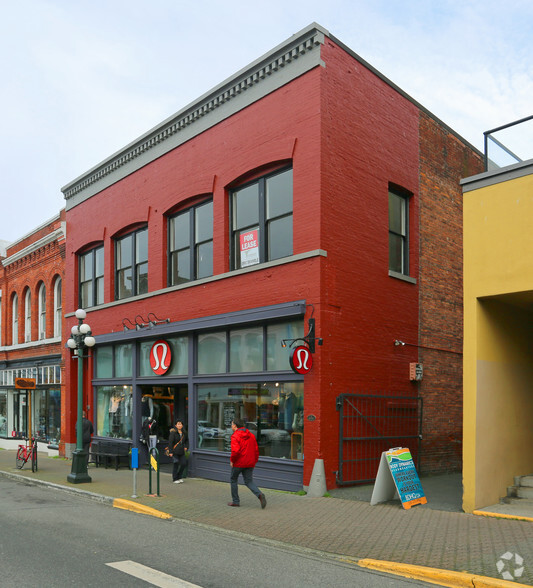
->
[484, 114, 533, 171]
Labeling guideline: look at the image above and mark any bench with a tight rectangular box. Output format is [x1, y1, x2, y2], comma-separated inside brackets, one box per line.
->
[90, 439, 132, 470]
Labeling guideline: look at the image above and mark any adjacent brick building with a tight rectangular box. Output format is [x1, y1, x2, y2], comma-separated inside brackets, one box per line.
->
[61, 24, 483, 490]
[0, 211, 65, 449]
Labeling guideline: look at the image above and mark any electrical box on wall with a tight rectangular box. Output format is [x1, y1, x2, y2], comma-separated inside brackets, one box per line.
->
[409, 363, 423, 381]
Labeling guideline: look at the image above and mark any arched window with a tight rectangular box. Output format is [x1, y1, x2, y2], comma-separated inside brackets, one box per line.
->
[54, 278, 62, 338]
[12, 293, 19, 345]
[38, 283, 47, 340]
[24, 289, 32, 342]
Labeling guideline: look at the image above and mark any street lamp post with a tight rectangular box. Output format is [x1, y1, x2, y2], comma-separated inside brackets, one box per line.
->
[66, 308, 96, 484]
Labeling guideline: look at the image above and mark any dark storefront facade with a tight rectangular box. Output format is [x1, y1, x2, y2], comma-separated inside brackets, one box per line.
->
[91, 302, 305, 490]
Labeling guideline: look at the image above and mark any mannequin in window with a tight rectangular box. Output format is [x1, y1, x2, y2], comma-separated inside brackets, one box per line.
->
[140, 417, 158, 447]
[141, 394, 154, 421]
[278, 390, 295, 432]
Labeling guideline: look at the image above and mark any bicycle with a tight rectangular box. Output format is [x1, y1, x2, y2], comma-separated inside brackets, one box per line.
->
[16, 437, 38, 472]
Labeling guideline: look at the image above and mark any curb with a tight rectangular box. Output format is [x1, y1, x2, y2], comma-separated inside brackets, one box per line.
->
[0, 469, 114, 505]
[358, 559, 530, 588]
[113, 498, 172, 519]
[473, 510, 533, 523]
[0, 469, 172, 520]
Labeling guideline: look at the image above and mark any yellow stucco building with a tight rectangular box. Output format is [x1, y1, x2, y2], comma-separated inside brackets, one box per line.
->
[462, 159, 533, 512]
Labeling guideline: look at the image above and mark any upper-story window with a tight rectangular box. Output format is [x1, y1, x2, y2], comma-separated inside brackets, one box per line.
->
[231, 167, 293, 270]
[12, 293, 18, 345]
[38, 283, 46, 340]
[388, 188, 410, 276]
[24, 289, 31, 342]
[168, 200, 213, 286]
[115, 227, 148, 300]
[79, 245, 104, 308]
[53, 277, 62, 338]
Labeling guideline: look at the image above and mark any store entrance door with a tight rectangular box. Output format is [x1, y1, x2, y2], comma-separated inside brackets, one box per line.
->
[140, 385, 188, 464]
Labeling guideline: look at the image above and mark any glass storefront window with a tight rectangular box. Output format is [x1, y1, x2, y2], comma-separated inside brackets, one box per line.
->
[197, 332, 226, 374]
[115, 343, 132, 377]
[230, 326, 263, 373]
[96, 345, 113, 378]
[0, 391, 6, 436]
[197, 382, 303, 459]
[266, 320, 305, 371]
[33, 388, 61, 442]
[139, 337, 188, 377]
[96, 386, 133, 439]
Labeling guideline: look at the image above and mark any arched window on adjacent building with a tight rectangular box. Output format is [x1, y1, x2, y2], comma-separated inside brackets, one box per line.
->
[24, 289, 32, 342]
[12, 293, 19, 345]
[38, 283, 47, 340]
[53, 277, 62, 338]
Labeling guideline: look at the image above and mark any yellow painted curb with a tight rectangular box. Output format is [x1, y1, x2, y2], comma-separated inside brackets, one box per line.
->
[113, 498, 172, 519]
[358, 558, 529, 588]
[473, 509, 533, 523]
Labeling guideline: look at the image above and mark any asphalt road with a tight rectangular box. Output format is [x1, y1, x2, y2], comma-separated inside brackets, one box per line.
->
[0, 476, 437, 587]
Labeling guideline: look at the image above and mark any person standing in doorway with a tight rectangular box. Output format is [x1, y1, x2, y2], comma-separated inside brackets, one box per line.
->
[228, 418, 266, 508]
[168, 419, 188, 484]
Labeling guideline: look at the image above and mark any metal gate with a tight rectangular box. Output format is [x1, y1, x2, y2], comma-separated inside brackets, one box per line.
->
[336, 393, 423, 485]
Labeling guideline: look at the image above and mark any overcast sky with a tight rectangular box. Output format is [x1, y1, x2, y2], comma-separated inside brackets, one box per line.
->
[1, 0, 531, 243]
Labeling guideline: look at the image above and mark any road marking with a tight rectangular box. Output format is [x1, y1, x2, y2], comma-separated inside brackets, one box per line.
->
[106, 560, 201, 587]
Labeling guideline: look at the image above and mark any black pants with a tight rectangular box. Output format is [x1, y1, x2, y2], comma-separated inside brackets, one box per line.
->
[172, 454, 187, 481]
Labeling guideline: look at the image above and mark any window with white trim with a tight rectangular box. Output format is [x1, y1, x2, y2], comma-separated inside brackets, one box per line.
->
[24, 289, 31, 342]
[12, 293, 18, 345]
[54, 278, 62, 338]
[38, 283, 46, 340]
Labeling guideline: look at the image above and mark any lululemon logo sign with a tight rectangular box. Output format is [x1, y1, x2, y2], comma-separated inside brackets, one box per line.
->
[150, 340, 172, 375]
[289, 345, 313, 375]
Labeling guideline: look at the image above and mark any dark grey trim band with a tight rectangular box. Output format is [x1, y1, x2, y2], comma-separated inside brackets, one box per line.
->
[95, 299, 306, 344]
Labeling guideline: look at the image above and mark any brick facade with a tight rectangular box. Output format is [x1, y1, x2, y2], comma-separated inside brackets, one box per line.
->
[417, 113, 483, 472]
[0, 211, 66, 445]
[61, 24, 483, 489]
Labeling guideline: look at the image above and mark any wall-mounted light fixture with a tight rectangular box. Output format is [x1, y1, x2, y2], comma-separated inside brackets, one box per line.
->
[122, 318, 136, 332]
[393, 339, 461, 355]
[148, 312, 170, 327]
[281, 305, 323, 353]
[122, 314, 171, 331]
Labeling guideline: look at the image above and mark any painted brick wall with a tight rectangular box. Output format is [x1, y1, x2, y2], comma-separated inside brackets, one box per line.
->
[315, 39, 421, 485]
[63, 33, 483, 486]
[64, 69, 324, 449]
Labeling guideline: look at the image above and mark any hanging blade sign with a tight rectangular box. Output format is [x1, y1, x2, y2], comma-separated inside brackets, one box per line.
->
[289, 345, 313, 375]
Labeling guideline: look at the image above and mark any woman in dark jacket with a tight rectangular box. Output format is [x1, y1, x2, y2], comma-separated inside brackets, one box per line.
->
[168, 419, 188, 483]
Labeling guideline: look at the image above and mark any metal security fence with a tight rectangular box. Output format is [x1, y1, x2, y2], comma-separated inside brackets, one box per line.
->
[336, 393, 422, 485]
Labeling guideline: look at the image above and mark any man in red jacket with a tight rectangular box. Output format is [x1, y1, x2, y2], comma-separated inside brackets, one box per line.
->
[228, 418, 267, 508]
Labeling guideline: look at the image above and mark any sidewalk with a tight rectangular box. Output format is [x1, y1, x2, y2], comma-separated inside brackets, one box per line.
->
[1, 448, 532, 587]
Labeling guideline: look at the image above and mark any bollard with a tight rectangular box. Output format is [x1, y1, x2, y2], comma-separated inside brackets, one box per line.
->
[131, 448, 138, 498]
[148, 447, 161, 496]
[307, 458, 327, 497]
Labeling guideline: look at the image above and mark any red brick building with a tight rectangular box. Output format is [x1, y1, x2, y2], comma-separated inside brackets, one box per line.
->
[61, 24, 482, 490]
[0, 212, 65, 450]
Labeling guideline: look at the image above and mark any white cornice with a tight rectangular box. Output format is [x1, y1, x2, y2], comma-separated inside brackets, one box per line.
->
[2, 228, 65, 267]
[62, 23, 327, 209]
